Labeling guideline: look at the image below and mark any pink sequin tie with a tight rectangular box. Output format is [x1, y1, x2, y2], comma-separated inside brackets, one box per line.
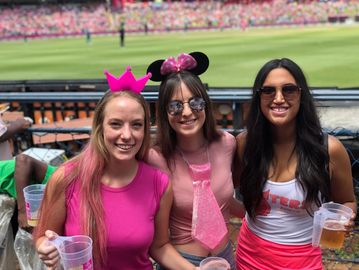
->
[187, 161, 228, 251]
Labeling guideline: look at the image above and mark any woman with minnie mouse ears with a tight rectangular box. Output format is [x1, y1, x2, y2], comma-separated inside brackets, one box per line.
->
[146, 52, 245, 269]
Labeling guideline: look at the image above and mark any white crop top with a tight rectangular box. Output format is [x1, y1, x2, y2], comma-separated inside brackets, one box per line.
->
[245, 179, 319, 245]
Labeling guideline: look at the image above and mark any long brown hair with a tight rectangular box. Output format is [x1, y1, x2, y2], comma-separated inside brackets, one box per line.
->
[155, 71, 220, 170]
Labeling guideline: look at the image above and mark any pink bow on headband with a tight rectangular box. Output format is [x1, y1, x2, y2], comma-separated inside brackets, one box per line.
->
[104, 66, 151, 94]
[160, 53, 197, 75]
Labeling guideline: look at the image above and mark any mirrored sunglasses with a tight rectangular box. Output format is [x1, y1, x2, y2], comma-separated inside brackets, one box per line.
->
[258, 84, 301, 100]
[167, 97, 206, 116]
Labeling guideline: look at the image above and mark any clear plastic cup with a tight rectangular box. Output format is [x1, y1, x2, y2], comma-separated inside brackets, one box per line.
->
[51, 235, 93, 270]
[320, 202, 353, 249]
[200, 257, 230, 270]
[312, 202, 353, 249]
[23, 184, 46, 227]
[312, 210, 325, 247]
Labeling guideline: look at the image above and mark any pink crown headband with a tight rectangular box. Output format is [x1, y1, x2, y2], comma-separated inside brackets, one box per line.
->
[160, 53, 197, 75]
[104, 66, 152, 94]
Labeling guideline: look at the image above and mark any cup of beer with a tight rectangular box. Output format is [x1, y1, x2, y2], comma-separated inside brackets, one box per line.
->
[23, 184, 46, 227]
[312, 202, 353, 249]
[200, 257, 230, 270]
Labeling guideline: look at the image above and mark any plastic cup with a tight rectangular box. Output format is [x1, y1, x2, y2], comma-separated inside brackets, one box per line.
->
[312, 210, 324, 247]
[318, 202, 353, 249]
[200, 257, 230, 270]
[23, 184, 46, 227]
[53, 235, 93, 270]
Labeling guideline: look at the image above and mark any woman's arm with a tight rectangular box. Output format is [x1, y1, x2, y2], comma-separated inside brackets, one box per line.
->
[34, 166, 67, 268]
[328, 135, 357, 229]
[149, 181, 196, 270]
[14, 154, 49, 231]
[230, 132, 246, 218]
[229, 196, 245, 218]
[0, 118, 32, 142]
[232, 132, 246, 189]
[146, 147, 171, 174]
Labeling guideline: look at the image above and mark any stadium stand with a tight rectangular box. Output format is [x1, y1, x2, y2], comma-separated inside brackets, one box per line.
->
[1, 0, 359, 40]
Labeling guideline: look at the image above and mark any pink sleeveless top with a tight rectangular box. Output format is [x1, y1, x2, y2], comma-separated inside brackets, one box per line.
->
[64, 161, 169, 270]
[147, 131, 236, 245]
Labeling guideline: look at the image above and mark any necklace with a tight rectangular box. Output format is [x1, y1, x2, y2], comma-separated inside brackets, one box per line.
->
[178, 143, 209, 166]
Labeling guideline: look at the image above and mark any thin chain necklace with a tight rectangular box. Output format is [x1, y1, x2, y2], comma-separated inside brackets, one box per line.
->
[178, 144, 210, 166]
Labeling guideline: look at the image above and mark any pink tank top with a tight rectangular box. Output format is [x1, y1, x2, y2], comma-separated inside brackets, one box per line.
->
[147, 131, 236, 245]
[64, 161, 169, 270]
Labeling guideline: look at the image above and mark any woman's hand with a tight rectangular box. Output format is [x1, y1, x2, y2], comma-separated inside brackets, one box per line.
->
[17, 210, 33, 233]
[345, 212, 357, 236]
[36, 230, 61, 269]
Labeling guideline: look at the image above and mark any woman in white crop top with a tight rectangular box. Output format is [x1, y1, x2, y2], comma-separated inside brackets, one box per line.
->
[234, 58, 357, 270]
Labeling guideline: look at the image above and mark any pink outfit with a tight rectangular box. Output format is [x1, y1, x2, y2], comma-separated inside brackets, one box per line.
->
[236, 179, 323, 269]
[236, 220, 323, 270]
[64, 161, 169, 270]
[147, 131, 236, 245]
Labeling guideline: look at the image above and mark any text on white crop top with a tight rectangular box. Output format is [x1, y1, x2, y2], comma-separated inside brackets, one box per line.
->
[245, 179, 319, 245]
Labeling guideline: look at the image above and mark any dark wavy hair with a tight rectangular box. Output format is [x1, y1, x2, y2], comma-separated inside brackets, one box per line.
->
[155, 71, 220, 170]
[239, 58, 330, 219]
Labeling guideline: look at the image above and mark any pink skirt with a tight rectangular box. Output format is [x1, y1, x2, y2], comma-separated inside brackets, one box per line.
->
[236, 219, 323, 270]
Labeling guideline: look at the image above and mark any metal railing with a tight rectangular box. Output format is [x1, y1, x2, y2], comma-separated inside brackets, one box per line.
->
[1, 88, 359, 102]
[1, 87, 359, 130]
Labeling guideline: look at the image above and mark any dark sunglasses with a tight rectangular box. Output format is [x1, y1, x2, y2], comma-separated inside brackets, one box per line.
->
[167, 97, 206, 116]
[257, 84, 301, 100]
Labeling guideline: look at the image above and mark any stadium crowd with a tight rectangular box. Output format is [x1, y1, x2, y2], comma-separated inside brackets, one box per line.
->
[0, 0, 358, 39]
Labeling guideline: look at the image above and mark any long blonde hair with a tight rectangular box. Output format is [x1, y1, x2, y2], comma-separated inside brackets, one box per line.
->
[34, 90, 151, 267]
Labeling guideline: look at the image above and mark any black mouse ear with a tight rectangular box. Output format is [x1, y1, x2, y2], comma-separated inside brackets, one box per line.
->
[189, 52, 209, 76]
[147, 60, 166, 82]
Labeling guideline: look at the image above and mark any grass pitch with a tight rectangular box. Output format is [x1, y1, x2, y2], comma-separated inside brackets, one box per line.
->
[0, 24, 359, 87]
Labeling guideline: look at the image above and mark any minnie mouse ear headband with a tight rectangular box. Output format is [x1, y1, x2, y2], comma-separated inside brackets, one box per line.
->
[146, 52, 209, 82]
[104, 66, 152, 94]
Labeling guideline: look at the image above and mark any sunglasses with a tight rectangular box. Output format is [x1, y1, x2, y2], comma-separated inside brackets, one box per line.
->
[257, 84, 300, 100]
[167, 97, 206, 116]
